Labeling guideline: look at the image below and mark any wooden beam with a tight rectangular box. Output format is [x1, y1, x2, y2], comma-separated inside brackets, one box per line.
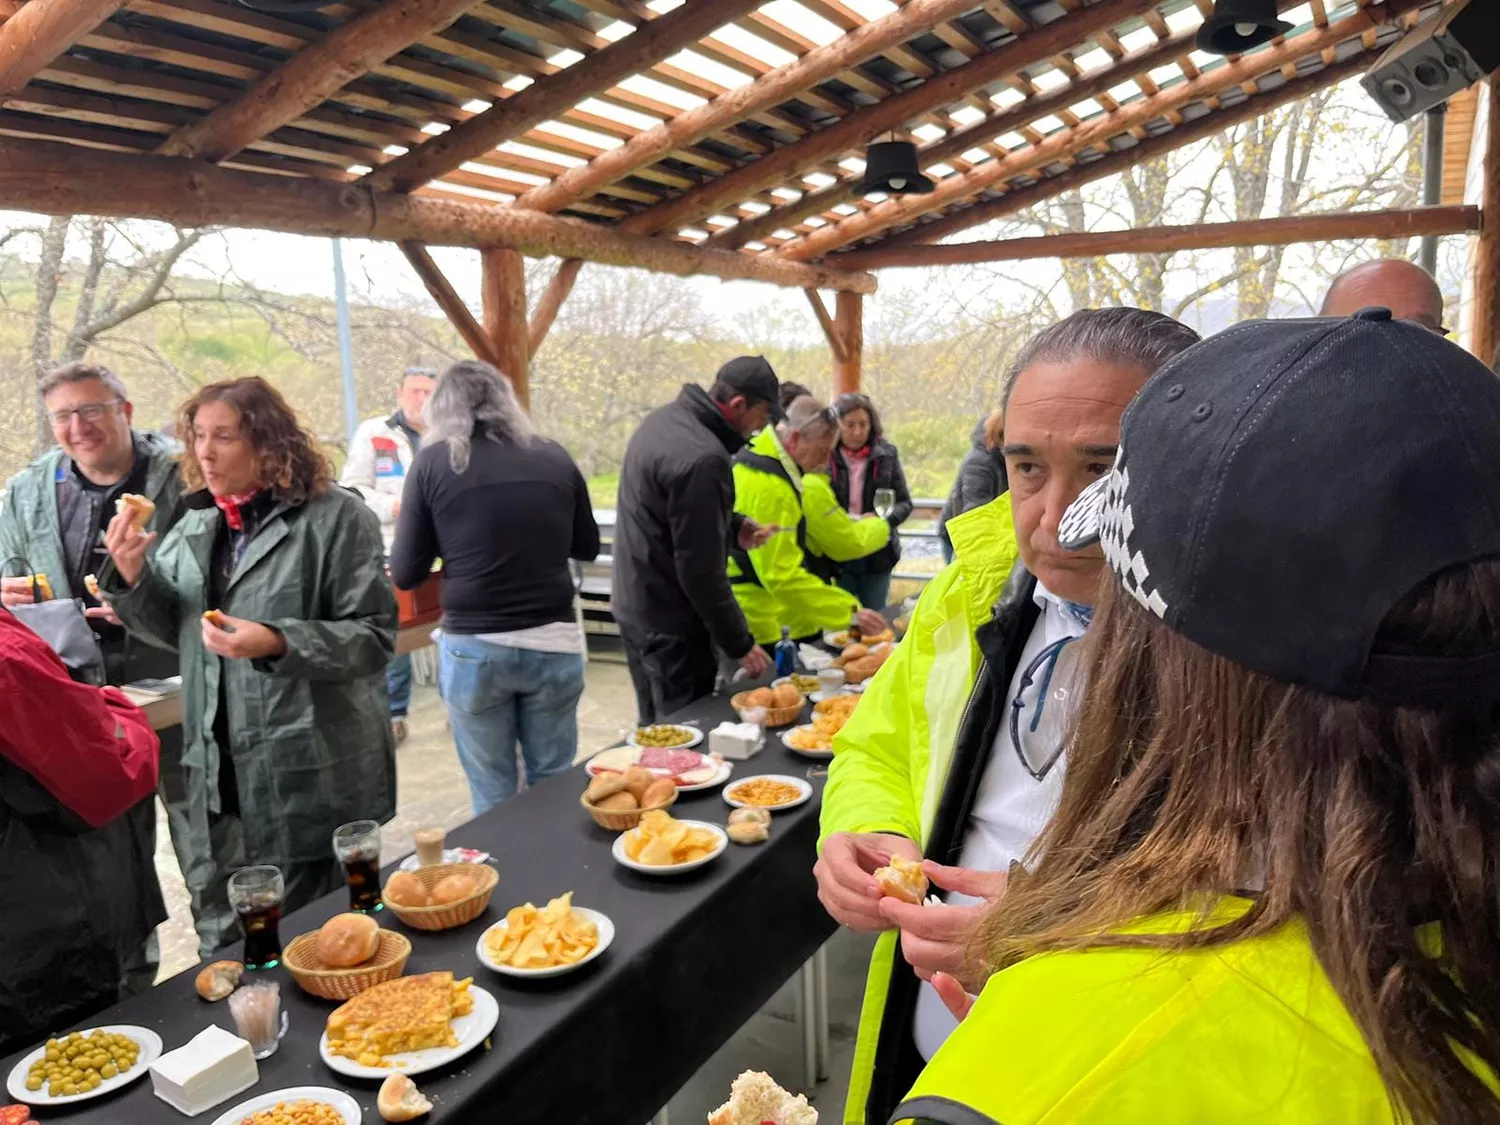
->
[0, 0, 125, 104]
[833, 291, 862, 397]
[0, 136, 877, 293]
[514, 0, 984, 217]
[805, 290, 848, 365]
[399, 240, 500, 367]
[155, 0, 485, 161]
[839, 51, 1377, 260]
[841, 206, 1483, 269]
[1474, 77, 1499, 371]
[615, 0, 1154, 238]
[528, 258, 582, 353]
[780, 1, 1421, 261]
[481, 247, 530, 407]
[363, 0, 763, 194]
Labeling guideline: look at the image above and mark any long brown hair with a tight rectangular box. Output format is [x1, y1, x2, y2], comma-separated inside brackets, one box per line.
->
[981, 561, 1500, 1122]
[178, 377, 333, 505]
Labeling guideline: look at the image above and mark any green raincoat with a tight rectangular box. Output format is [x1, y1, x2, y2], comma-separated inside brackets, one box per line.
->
[103, 485, 398, 870]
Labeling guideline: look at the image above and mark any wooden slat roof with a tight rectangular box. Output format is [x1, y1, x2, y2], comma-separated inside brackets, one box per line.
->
[0, 0, 1445, 268]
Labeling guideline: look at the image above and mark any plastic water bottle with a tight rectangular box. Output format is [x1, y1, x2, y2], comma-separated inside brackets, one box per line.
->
[774, 626, 797, 678]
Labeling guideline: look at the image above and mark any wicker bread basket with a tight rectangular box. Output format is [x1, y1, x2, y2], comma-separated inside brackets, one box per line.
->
[283, 928, 411, 1000]
[731, 689, 804, 728]
[381, 861, 499, 931]
[580, 784, 679, 831]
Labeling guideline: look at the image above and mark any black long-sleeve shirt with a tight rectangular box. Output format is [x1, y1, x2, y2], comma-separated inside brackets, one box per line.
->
[390, 428, 599, 634]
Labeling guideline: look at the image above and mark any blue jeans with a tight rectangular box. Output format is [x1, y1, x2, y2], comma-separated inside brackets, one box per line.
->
[438, 633, 585, 816]
[837, 555, 893, 612]
[387, 652, 412, 718]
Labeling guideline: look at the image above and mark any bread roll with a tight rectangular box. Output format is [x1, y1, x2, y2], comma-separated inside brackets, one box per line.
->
[194, 960, 243, 1001]
[873, 855, 929, 905]
[746, 687, 775, 708]
[430, 873, 476, 905]
[640, 778, 676, 808]
[117, 492, 155, 532]
[585, 772, 629, 802]
[378, 1073, 433, 1121]
[841, 642, 869, 661]
[728, 807, 771, 828]
[83, 573, 102, 599]
[595, 790, 638, 812]
[771, 683, 801, 709]
[621, 766, 655, 802]
[384, 870, 431, 908]
[315, 912, 381, 967]
[727, 818, 769, 845]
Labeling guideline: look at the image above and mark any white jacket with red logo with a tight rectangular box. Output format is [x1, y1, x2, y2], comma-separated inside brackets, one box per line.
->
[340, 412, 417, 553]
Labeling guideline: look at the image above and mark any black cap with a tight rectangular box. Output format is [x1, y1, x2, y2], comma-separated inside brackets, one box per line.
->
[1058, 308, 1500, 707]
[715, 355, 785, 421]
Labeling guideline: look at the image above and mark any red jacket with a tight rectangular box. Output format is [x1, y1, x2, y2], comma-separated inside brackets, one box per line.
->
[0, 609, 158, 826]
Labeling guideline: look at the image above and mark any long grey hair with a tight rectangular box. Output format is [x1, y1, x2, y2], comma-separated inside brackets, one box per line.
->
[423, 359, 534, 473]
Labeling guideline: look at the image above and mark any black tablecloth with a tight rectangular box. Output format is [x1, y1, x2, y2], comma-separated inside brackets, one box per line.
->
[8, 684, 837, 1124]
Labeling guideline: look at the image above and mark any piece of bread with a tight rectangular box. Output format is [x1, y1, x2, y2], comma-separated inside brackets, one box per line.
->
[770, 683, 801, 709]
[315, 912, 381, 968]
[194, 960, 244, 1001]
[640, 778, 676, 808]
[727, 818, 769, 845]
[745, 687, 775, 709]
[378, 1073, 433, 1121]
[728, 807, 771, 828]
[83, 573, 102, 599]
[585, 772, 629, 803]
[873, 855, 929, 905]
[117, 492, 155, 533]
[25, 573, 53, 601]
[595, 790, 638, 812]
[384, 871, 432, 908]
[708, 1071, 818, 1125]
[202, 609, 233, 631]
[621, 766, 655, 802]
[430, 874, 476, 905]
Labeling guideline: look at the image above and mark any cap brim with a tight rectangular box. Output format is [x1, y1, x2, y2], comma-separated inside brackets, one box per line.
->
[769, 400, 788, 423]
[1057, 473, 1109, 552]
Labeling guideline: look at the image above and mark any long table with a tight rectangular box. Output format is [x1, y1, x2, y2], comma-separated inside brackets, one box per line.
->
[5, 683, 838, 1124]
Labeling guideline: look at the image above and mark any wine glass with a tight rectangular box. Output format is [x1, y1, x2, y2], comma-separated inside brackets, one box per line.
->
[874, 487, 895, 520]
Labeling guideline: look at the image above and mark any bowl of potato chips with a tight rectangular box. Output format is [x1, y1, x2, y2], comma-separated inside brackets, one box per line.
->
[476, 892, 612, 979]
[612, 810, 727, 875]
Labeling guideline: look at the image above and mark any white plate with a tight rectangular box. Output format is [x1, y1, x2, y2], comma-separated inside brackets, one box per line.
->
[780, 725, 834, 760]
[210, 1086, 361, 1125]
[809, 689, 858, 703]
[612, 820, 728, 875]
[475, 908, 615, 979]
[675, 758, 732, 792]
[723, 774, 814, 812]
[624, 725, 704, 750]
[320, 985, 499, 1080]
[822, 629, 851, 647]
[771, 675, 819, 694]
[7, 1025, 161, 1106]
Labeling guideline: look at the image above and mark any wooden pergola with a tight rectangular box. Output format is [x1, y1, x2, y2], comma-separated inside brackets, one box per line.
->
[0, 0, 1493, 403]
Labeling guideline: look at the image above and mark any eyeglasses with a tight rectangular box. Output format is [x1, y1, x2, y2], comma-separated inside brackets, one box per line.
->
[49, 400, 123, 427]
[1009, 636, 1080, 781]
[403, 366, 438, 378]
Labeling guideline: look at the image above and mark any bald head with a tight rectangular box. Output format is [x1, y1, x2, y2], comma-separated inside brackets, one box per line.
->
[1320, 260, 1444, 331]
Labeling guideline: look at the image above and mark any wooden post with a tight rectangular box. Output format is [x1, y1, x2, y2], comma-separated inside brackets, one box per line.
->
[1474, 78, 1499, 372]
[832, 291, 862, 397]
[399, 241, 499, 368]
[528, 258, 582, 354]
[482, 247, 530, 408]
[805, 290, 848, 365]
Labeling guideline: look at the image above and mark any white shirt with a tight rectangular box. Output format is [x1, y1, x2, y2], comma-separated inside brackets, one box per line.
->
[912, 582, 1090, 1060]
[473, 620, 584, 656]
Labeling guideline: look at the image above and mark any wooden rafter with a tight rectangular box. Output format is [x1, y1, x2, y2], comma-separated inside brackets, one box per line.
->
[529, 258, 583, 353]
[0, 135, 877, 293]
[781, 0, 1422, 262]
[363, 0, 764, 193]
[836, 51, 1379, 263]
[614, 0, 1154, 240]
[0, 0, 125, 104]
[840, 206, 1482, 268]
[399, 240, 500, 368]
[804, 290, 849, 364]
[514, 0, 983, 217]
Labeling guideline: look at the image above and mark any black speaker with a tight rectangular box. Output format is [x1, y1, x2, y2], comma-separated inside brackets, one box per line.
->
[1362, 0, 1499, 123]
[1196, 0, 1293, 55]
[855, 141, 935, 197]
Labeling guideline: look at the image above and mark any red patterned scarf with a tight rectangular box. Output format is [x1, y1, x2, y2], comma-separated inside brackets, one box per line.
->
[213, 489, 262, 531]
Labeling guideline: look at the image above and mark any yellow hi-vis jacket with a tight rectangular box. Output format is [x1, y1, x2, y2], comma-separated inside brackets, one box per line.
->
[729, 427, 884, 644]
[892, 897, 1405, 1125]
[819, 493, 1021, 1124]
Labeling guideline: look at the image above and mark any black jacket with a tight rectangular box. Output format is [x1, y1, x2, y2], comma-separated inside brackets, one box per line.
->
[939, 419, 1008, 551]
[863, 563, 1040, 1125]
[611, 385, 755, 659]
[828, 438, 912, 573]
[392, 429, 599, 634]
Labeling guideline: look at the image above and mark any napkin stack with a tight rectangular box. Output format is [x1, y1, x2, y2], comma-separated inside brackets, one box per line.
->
[710, 721, 763, 761]
[150, 1024, 258, 1116]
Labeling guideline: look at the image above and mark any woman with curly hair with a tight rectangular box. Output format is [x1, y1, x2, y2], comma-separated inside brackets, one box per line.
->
[103, 377, 398, 954]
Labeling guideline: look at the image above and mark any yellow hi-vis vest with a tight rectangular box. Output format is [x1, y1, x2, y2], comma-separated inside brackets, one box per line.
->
[892, 897, 1404, 1125]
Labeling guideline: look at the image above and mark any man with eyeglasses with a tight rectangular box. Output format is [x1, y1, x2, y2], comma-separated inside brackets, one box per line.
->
[0, 360, 183, 994]
[814, 309, 1203, 1125]
[340, 366, 435, 745]
[1320, 259, 1446, 334]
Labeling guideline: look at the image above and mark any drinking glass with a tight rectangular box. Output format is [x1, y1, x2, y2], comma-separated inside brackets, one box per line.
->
[227, 865, 284, 971]
[874, 487, 895, 519]
[332, 820, 384, 913]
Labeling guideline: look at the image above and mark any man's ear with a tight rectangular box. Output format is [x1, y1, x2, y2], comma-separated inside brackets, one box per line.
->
[122, 400, 135, 426]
